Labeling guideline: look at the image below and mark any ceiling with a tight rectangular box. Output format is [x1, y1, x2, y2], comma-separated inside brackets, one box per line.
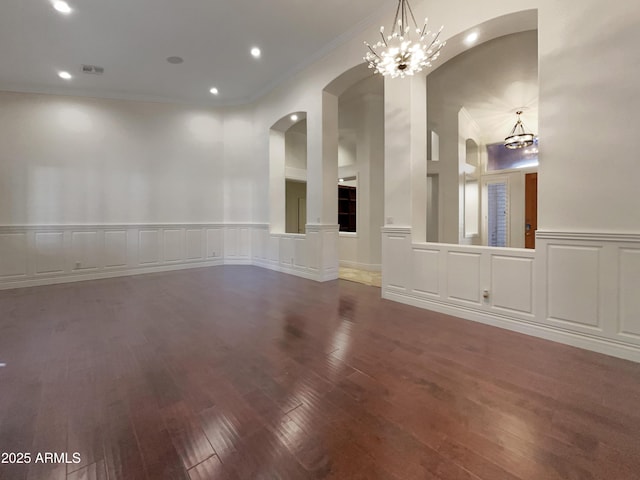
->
[428, 30, 539, 145]
[0, 0, 392, 105]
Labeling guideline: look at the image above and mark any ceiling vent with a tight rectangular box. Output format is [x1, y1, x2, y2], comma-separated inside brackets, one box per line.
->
[81, 64, 104, 75]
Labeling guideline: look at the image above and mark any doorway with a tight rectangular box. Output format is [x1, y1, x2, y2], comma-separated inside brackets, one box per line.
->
[285, 180, 307, 234]
[525, 172, 538, 249]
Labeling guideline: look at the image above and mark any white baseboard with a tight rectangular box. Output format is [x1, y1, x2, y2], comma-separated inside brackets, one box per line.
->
[0, 260, 224, 290]
[384, 288, 640, 364]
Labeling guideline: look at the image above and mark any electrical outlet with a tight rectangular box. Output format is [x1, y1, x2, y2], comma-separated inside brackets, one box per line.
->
[75, 261, 81, 269]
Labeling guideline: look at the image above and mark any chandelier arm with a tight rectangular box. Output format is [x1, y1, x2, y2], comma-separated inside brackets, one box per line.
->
[508, 120, 520, 137]
[391, 0, 402, 35]
[405, 0, 419, 30]
[379, 30, 388, 47]
[420, 21, 429, 38]
[367, 44, 381, 60]
[424, 30, 442, 53]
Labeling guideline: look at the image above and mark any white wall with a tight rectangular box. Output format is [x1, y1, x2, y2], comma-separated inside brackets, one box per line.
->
[538, 3, 640, 233]
[0, 91, 224, 225]
[223, 105, 258, 223]
[285, 121, 308, 171]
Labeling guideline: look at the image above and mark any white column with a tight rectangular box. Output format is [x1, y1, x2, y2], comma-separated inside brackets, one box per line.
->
[306, 92, 338, 226]
[304, 91, 340, 280]
[384, 74, 427, 239]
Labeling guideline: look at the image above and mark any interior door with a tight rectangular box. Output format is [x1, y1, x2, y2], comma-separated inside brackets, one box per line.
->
[525, 173, 538, 249]
[297, 198, 307, 233]
[482, 176, 509, 247]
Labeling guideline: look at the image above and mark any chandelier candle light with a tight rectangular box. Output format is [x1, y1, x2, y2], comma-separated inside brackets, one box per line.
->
[364, 0, 445, 78]
[504, 111, 536, 149]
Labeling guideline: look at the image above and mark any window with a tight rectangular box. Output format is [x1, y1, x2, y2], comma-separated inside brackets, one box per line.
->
[486, 138, 538, 171]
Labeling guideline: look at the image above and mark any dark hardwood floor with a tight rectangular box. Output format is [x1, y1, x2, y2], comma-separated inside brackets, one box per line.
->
[1, 266, 640, 480]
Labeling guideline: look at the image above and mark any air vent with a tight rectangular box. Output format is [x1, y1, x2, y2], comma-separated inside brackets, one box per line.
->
[81, 64, 104, 75]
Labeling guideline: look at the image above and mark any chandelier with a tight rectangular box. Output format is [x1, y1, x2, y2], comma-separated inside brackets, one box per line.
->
[504, 111, 535, 149]
[364, 0, 445, 78]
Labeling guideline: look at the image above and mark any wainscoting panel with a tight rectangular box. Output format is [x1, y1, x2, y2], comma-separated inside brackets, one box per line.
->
[163, 229, 184, 263]
[0, 232, 28, 277]
[35, 232, 65, 274]
[223, 226, 251, 259]
[447, 251, 482, 304]
[71, 231, 100, 271]
[139, 230, 161, 265]
[186, 229, 204, 261]
[280, 237, 294, 266]
[385, 239, 535, 321]
[546, 244, 601, 330]
[251, 228, 267, 261]
[104, 230, 127, 268]
[0, 224, 229, 289]
[239, 228, 250, 258]
[382, 228, 411, 291]
[305, 231, 320, 271]
[491, 255, 534, 314]
[411, 248, 440, 296]
[268, 235, 279, 263]
[294, 237, 307, 268]
[206, 228, 223, 259]
[224, 228, 238, 258]
[619, 247, 640, 338]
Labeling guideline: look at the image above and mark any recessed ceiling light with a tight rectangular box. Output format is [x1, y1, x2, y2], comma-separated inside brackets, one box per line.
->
[465, 32, 479, 46]
[290, 114, 298, 121]
[339, 178, 345, 183]
[166, 56, 184, 64]
[251, 47, 261, 58]
[53, 0, 72, 14]
[58, 71, 72, 80]
[210, 87, 219, 95]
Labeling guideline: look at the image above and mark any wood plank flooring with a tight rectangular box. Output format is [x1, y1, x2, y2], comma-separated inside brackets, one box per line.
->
[1, 265, 639, 480]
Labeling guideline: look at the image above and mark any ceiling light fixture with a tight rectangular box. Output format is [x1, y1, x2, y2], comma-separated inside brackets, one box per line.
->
[464, 31, 479, 45]
[251, 47, 261, 58]
[290, 114, 298, 122]
[209, 87, 219, 95]
[364, 0, 445, 78]
[58, 71, 72, 80]
[53, 0, 72, 14]
[505, 111, 535, 149]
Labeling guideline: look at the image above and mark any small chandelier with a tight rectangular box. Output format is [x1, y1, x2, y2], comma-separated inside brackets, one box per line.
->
[504, 111, 535, 149]
[364, 0, 445, 78]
